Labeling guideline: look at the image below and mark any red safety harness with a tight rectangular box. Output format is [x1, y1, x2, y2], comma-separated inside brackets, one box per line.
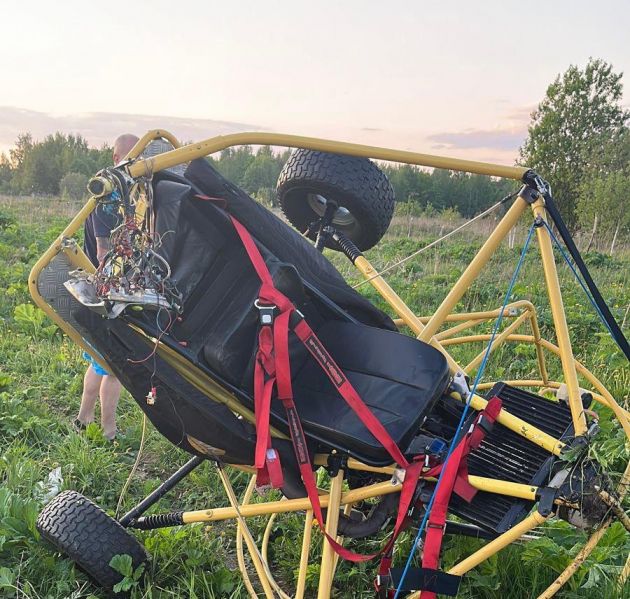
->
[228, 214, 503, 590]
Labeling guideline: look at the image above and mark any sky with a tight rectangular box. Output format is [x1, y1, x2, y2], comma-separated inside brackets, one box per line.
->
[1, 0, 629, 165]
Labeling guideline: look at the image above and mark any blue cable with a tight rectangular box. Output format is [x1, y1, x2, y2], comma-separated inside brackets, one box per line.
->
[392, 223, 536, 598]
[541, 220, 616, 340]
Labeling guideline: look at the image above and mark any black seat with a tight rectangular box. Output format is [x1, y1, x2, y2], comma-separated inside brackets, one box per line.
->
[153, 173, 450, 465]
[282, 321, 450, 462]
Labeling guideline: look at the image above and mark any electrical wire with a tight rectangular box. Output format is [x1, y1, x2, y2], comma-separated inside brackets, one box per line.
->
[392, 222, 536, 598]
[115, 413, 148, 519]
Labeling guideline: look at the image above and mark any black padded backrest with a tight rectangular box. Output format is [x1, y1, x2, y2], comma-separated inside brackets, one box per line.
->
[183, 159, 396, 331]
[153, 179, 317, 387]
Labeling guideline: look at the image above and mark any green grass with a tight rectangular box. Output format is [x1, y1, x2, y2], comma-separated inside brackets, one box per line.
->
[0, 196, 628, 598]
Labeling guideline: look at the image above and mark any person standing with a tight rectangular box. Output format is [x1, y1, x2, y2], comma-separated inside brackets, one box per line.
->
[74, 134, 139, 440]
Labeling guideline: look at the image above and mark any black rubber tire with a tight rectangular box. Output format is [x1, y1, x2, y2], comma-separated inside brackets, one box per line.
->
[276, 149, 395, 251]
[36, 490, 148, 595]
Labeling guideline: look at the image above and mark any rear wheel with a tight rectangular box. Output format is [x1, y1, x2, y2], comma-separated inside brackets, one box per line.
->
[276, 149, 395, 251]
[36, 490, 148, 595]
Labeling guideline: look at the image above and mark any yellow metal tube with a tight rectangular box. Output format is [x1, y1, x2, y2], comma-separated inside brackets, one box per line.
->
[435, 318, 487, 341]
[235, 477, 258, 599]
[415, 300, 539, 323]
[181, 479, 401, 523]
[317, 469, 345, 599]
[452, 391, 565, 455]
[295, 510, 313, 599]
[440, 333, 630, 425]
[532, 200, 587, 435]
[475, 379, 550, 390]
[126, 132, 528, 180]
[419, 195, 529, 343]
[217, 467, 275, 599]
[465, 311, 531, 372]
[126, 129, 181, 160]
[447, 511, 549, 577]
[466, 476, 537, 500]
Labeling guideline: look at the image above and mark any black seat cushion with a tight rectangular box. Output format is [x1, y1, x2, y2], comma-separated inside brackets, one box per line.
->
[280, 321, 450, 462]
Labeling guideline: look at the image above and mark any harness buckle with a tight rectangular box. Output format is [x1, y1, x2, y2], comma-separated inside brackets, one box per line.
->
[254, 299, 276, 326]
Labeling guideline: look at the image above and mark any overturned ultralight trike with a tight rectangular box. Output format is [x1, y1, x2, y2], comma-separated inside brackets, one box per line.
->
[30, 130, 630, 598]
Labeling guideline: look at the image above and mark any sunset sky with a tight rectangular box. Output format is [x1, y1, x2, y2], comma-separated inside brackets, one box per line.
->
[1, 0, 628, 164]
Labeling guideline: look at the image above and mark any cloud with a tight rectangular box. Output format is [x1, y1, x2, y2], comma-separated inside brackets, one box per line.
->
[0, 106, 263, 150]
[427, 127, 527, 152]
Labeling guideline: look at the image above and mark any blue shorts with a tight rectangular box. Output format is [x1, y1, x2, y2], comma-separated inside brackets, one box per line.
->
[82, 351, 109, 376]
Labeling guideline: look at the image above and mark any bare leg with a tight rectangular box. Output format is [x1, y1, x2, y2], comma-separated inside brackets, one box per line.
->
[77, 365, 101, 425]
[100, 375, 122, 440]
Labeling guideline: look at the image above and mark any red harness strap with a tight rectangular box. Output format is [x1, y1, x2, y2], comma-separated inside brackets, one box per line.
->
[229, 213, 504, 588]
[418, 397, 502, 599]
[229, 215, 425, 562]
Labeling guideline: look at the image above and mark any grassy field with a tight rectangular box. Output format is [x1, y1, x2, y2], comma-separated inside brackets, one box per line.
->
[0, 194, 628, 598]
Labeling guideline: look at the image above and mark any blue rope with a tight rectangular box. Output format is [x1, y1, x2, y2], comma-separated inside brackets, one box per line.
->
[392, 223, 536, 598]
[541, 220, 616, 340]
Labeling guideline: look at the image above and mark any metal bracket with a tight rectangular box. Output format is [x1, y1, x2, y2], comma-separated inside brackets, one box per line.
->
[518, 184, 542, 205]
[450, 371, 470, 400]
[537, 487, 557, 517]
[326, 451, 347, 477]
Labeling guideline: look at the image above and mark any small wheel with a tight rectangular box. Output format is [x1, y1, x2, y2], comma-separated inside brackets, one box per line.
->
[36, 490, 148, 595]
[276, 149, 395, 251]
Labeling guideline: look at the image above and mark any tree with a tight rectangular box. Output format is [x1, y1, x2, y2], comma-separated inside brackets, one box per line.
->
[577, 112, 630, 250]
[242, 146, 283, 194]
[4, 132, 111, 195]
[519, 58, 629, 229]
[59, 172, 89, 201]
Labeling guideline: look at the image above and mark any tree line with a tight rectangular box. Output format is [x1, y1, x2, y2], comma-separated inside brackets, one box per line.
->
[1, 57, 628, 249]
[0, 134, 515, 218]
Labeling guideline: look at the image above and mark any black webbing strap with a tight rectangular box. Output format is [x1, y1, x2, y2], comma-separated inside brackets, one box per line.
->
[389, 567, 461, 596]
[543, 192, 630, 361]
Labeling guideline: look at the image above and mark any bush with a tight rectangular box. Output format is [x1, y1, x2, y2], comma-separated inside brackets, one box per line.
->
[59, 172, 88, 202]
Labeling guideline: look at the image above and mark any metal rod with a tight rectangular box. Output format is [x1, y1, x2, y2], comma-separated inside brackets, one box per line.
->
[235, 477, 258, 599]
[465, 311, 530, 372]
[119, 455, 205, 527]
[418, 195, 529, 343]
[295, 510, 313, 599]
[181, 479, 401, 524]
[317, 469, 345, 599]
[217, 465, 276, 599]
[447, 511, 548, 576]
[126, 130, 528, 180]
[532, 200, 587, 435]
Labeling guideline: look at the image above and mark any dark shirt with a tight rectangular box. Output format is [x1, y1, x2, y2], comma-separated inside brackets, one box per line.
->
[84, 204, 121, 266]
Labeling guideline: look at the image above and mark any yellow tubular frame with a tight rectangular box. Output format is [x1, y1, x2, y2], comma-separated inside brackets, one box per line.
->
[28, 130, 629, 598]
